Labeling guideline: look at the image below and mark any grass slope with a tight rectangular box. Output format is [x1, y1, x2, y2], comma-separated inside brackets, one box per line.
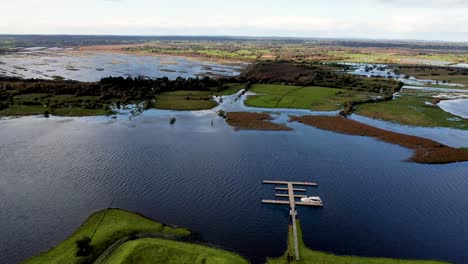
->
[103, 238, 248, 264]
[268, 221, 447, 264]
[245, 84, 380, 111]
[23, 209, 190, 264]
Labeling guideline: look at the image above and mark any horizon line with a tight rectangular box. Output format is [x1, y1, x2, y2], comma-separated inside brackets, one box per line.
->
[1, 33, 467, 44]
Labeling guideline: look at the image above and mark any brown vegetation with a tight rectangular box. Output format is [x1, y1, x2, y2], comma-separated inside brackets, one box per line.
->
[290, 115, 468, 164]
[226, 112, 292, 131]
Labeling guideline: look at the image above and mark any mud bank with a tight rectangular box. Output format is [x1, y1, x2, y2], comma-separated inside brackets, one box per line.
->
[226, 112, 292, 131]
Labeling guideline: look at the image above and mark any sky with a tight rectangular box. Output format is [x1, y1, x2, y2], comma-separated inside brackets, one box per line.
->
[1, 0, 468, 41]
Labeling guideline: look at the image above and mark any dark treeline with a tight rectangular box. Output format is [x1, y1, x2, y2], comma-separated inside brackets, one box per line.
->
[243, 62, 404, 94]
[0, 75, 240, 103]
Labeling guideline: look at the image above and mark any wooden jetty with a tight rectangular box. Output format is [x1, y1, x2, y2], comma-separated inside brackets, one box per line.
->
[261, 180, 323, 261]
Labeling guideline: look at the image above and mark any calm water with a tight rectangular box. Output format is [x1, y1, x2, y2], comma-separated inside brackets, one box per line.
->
[1, 112, 468, 264]
[0, 48, 246, 81]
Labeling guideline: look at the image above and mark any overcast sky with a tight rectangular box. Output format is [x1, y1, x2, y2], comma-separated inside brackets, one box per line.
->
[1, 0, 468, 41]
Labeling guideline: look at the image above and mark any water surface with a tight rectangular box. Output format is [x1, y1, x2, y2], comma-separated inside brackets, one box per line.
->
[0, 48, 246, 81]
[1, 112, 468, 264]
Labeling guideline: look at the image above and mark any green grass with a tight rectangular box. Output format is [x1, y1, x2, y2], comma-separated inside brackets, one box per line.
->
[217, 83, 245, 96]
[103, 238, 248, 264]
[23, 209, 190, 264]
[154, 90, 218, 110]
[356, 90, 468, 130]
[0, 93, 114, 116]
[245, 84, 380, 111]
[268, 221, 446, 264]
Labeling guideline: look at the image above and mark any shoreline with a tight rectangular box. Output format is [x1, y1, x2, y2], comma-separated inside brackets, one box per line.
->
[226, 112, 293, 131]
[290, 115, 468, 164]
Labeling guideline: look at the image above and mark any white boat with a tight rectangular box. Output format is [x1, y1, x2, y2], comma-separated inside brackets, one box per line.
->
[300, 196, 322, 203]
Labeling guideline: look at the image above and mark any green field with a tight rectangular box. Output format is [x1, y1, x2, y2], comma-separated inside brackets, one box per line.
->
[103, 238, 247, 264]
[356, 90, 468, 130]
[0, 93, 113, 117]
[268, 221, 446, 264]
[217, 83, 245, 96]
[154, 90, 218, 110]
[245, 84, 380, 111]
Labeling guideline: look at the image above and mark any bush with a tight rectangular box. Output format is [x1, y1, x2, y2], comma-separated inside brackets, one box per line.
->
[76, 237, 93, 257]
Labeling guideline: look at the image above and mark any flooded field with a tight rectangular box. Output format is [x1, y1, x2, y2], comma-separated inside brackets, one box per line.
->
[0, 48, 247, 81]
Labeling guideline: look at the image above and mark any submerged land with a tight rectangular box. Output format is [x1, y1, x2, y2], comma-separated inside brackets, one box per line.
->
[2, 35, 468, 263]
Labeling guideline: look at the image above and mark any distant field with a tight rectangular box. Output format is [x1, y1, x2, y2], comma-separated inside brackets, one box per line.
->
[0, 93, 112, 117]
[154, 84, 243, 110]
[400, 66, 468, 86]
[268, 221, 447, 264]
[245, 84, 380, 111]
[217, 83, 245, 96]
[356, 90, 468, 130]
[154, 90, 217, 110]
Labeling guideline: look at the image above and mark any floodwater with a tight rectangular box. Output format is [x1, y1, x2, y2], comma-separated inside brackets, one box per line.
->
[1, 57, 468, 264]
[438, 99, 468, 119]
[1, 91, 468, 264]
[0, 48, 246, 81]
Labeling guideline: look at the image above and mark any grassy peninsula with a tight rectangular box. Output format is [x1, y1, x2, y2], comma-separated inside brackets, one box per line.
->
[23, 209, 245, 264]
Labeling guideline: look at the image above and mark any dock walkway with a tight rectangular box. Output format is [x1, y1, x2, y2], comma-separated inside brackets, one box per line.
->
[261, 180, 323, 260]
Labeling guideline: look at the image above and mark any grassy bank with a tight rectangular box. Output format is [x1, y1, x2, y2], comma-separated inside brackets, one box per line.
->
[103, 238, 247, 264]
[355, 90, 468, 130]
[268, 221, 447, 264]
[245, 84, 381, 111]
[23, 209, 190, 264]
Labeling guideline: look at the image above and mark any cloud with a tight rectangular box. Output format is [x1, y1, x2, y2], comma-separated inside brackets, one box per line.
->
[375, 0, 468, 7]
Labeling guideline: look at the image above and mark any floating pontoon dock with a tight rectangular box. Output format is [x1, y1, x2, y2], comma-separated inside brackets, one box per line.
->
[261, 180, 323, 261]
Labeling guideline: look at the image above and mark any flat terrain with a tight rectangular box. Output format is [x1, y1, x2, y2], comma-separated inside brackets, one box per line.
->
[153, 84, 243, 110]
[268, 221, 447, 264]
[400, 66, 468, 86]
[0, 93, 112, 117]
[75, 38, 468, 65]
[154, 90, 218, 110]
[356, 89, 468, 130]
[245, 84, 381, 111]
